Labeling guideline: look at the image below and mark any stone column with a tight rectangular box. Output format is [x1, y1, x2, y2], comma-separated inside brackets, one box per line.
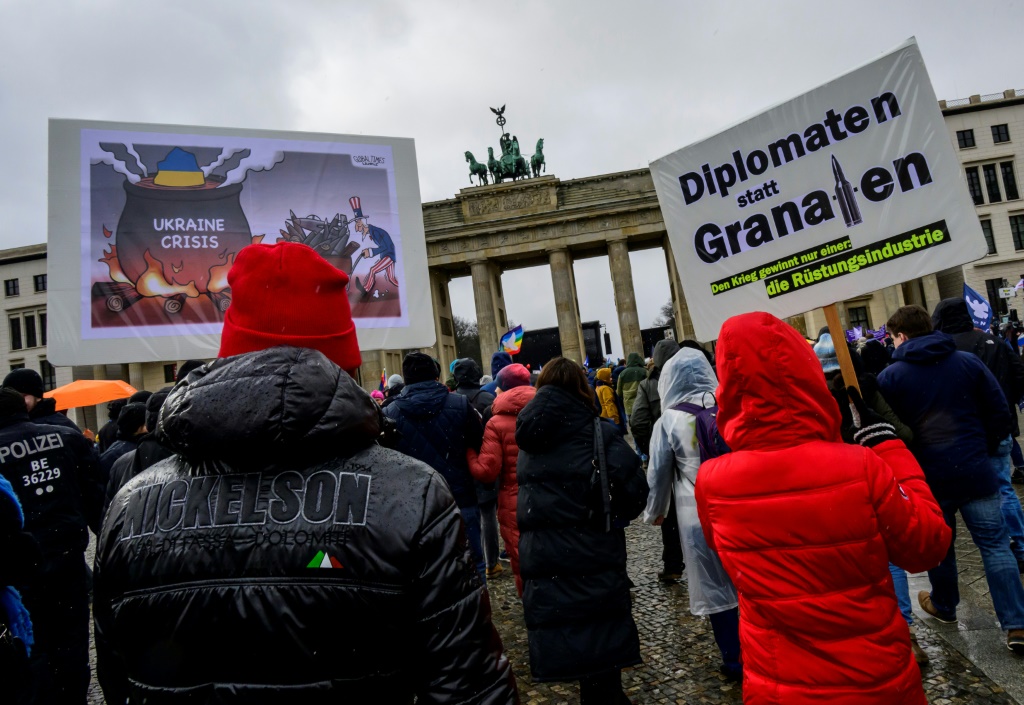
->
[427, 268, 458, 373]
[127, 363, 144, 391]
[607, 238, 643, 356]
[921, 274, 942, 312]
[882, 285, 905, 319]
[663, 237, 695, 340]
[470, 260, 507, 362]
[549, 249, 584, 363]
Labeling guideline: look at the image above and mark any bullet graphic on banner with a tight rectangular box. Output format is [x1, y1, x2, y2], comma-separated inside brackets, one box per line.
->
[832, 155, 862, 228]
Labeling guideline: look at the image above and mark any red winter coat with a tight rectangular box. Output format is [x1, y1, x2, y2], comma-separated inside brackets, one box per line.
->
[695, 313, 952, 705]
[467, 385, 536, 595]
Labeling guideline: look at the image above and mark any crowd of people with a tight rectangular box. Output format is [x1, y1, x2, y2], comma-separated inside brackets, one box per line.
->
[1, 240, 1023, 704]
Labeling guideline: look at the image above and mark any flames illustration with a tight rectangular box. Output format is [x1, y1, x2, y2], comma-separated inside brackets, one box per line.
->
[207, 252, 235, 294]
[99, 245, 132, 285]
[135, 250, 200, 298]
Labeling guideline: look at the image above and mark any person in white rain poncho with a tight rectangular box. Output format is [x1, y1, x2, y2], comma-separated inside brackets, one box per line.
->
[643, 347, 742, 680]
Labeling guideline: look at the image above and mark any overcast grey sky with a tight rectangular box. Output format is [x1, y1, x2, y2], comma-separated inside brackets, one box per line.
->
[2, 0, 1021, 357]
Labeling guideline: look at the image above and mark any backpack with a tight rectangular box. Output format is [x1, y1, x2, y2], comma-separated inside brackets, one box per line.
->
[670, 400, 731, 463]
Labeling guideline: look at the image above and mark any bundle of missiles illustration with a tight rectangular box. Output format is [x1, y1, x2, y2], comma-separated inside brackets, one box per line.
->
[279, 210, 358, 257]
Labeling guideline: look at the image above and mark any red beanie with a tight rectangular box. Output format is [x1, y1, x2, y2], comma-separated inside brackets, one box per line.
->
[218, 242, 362, 373]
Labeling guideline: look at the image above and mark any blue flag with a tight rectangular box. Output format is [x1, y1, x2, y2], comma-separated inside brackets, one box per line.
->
[963, 283, 993, 331]
[583, 354, 589, 368]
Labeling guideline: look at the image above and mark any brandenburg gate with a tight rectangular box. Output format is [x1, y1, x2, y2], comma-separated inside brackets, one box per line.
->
[359, 169, 695, 381]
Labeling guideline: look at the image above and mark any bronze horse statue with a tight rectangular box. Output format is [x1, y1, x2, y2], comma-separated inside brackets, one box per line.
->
[530, 138, 545, 178]
[465, 151, 489, 186]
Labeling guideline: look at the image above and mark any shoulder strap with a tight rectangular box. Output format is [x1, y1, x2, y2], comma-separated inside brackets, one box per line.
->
[670, 401, 704, 415]
[592, 418, 611, 532]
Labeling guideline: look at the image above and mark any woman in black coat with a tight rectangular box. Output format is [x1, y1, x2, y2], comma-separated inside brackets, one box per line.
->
[515, 357, 648, 704]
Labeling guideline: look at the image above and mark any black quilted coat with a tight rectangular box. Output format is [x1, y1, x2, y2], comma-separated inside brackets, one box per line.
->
[94, 346, 518, 705]
[515, 384, 648, 681]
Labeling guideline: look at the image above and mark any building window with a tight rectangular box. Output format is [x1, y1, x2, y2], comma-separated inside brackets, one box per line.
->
[24, 315, 36, 349]
[966, 167, 984, 205]
[39, 312, 46, 346]
[39, 360, 56, 392]
[992, 124, 1010, 144]
[8, 362, 24, 371]
[8, 317, 21, 351]
[163, 363, 177, 384]
[987, 278, 1010, 316]
[957, 129, 975, 149]
[33, 274, 46, 293]
[848, 306, 870, 331]
[983, 164, 1002, 203]
[4, 279, 19, 297]
[1012, 215, 1024, 251]
[1001, 162, 1020, 201]
[981, 219, 997, 255]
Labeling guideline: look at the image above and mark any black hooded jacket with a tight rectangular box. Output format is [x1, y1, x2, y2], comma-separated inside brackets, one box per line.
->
[515, 384, 648, 681]
[94, 347, 517, 705]
[453, 358, 495, 416]
[933, 297, 1024, 436]
[29, 397, 82, 433]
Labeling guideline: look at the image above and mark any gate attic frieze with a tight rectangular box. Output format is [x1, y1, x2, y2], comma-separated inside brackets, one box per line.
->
[418, 168, 696, 376]
[422, 170, 667, 270]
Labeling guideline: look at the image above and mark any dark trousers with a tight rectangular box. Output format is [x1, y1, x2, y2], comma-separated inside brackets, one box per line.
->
[709, 607, 742, 676]
[20, 553, 90, 705]
[661, 496, 684, 573]
[479, 498, 500, 569]
[579, 669, 629, 704]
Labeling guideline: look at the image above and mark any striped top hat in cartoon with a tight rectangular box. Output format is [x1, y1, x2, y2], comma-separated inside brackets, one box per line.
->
[349, 196, 368, 220]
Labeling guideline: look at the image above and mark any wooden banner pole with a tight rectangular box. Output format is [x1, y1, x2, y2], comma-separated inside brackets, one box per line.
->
[823, 303, 861, 393]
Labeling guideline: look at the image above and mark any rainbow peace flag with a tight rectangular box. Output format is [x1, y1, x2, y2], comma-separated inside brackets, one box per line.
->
[500, 325, 524, 355]
[379, 369, 386, 391]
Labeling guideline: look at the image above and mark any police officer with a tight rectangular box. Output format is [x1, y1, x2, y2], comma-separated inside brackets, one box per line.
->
[3, 369, 81, 433]
[0, 387, 103, 704]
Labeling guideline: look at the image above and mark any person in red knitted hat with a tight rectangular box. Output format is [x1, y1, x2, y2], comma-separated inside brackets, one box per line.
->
[218, 241, 362, 374]
[94, 241, 518, 704]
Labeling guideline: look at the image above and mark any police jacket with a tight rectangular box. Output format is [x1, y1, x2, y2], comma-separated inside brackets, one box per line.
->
[0, 414, 102, 560]
[94, 347, 517, 705]
[383, 380, 483, 508]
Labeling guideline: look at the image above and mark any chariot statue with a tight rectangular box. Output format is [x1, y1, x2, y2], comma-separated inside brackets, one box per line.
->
[464, 106, 545, 186]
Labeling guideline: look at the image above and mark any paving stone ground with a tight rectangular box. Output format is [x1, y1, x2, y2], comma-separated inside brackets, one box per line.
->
[85, 499, 1021, 705]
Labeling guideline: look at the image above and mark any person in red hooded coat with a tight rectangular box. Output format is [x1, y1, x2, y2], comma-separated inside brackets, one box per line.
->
[695, 312, 952, 705]
[467, 363, 535, 595]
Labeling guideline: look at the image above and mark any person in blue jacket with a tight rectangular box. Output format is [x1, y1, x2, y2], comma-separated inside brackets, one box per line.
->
[350, 195, 397, 296]
[877, 305, 1024, 652]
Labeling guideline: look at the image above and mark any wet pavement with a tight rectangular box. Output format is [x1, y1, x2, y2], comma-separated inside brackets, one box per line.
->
[85, 499, 1023, 704]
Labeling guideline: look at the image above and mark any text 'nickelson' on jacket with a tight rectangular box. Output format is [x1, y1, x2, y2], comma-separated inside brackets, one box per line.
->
[94, 346, 516, 705]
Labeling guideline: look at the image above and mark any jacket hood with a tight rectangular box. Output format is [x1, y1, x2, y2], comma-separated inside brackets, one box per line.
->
[932, 298, 975, 335]
[395, 380, 452, 416]
[716, 312, 840, 451]
[659, 348, 718, 410]
[159, 346, 380, 462]
[891, 330, 957, 364]
[515, 384, 595, 453]
[491, 352, 514, 377]
[652, 339, 680, 370]
[453, 358, 483, 387]
[626, 352, 645, 368]
[492, 385, 536, 416]
[30, 396, 59, 419]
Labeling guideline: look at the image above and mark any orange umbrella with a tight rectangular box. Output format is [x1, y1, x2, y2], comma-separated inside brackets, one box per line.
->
[43, 379, 137, 411]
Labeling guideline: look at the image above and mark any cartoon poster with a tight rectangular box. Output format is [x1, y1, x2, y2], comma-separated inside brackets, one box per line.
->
[48, 121, 433, 365]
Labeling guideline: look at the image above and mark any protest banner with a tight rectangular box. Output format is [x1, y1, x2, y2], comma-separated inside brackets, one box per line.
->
[47, 120, 432, 365]
[650, 38, 987, 343]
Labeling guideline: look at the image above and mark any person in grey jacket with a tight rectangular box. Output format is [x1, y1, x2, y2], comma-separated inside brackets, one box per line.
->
[630, 339, 684, 582]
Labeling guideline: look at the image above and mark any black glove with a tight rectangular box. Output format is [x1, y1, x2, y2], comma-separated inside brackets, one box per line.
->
[830, 386, 856, 444]
[847, 387, 898, 448]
